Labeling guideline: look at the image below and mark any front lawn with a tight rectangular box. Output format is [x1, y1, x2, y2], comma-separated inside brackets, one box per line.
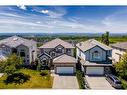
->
[0, 69, 53, 89]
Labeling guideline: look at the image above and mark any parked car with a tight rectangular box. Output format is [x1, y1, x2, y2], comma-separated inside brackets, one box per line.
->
[105, 74, 121, 89]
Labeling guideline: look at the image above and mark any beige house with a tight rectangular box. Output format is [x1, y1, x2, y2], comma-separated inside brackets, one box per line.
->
[38, 38, 77, 74]
[111, 42, 127, 63]
[76, 39, 112, 75]
[0, 36, 37, 65]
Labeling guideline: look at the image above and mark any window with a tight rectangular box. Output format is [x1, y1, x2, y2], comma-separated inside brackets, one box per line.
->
[27, 60, 29, 63]
[42, 59, 48, 66]
[79, 51, 81, 56]
[92, 51, 100, 60]
[20, 52, 25, 57]
[51, 52, 55, 56]
[57, 47, 62, 53]
[21, 49, 25, 52]
[66, 48, 71, 53]
[27, 55, 29, 58]
[12, 48, 17, 54]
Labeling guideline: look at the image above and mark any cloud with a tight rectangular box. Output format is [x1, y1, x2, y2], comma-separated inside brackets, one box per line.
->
[101, 10, 127, 32]
[40, 7, 67, 18]
[0, 13, 23, 18]
[41, 10, 49, 14]
[17, 5, 27, 10]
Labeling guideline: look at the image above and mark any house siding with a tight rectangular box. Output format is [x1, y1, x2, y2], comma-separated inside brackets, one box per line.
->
[77, 46, 111, 62]
[88, 46, 106, 61]
[112, 48, 125, 63]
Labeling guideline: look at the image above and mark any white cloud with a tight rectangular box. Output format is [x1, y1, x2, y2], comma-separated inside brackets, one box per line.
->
[0, 13, 23, 18]
[41, 10, 49, 14]
[17, 5, 27, 10]
[36, 21, 41, 24]
[40, 7, 66, 18]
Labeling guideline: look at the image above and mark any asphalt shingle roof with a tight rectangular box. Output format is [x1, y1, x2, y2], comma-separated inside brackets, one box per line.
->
[53, 54, 77, 64]
[110, 42, 127, 50]
[0, 36, 36, 48]
[76, 39, 112, 52]
[39, 38, 74, 49]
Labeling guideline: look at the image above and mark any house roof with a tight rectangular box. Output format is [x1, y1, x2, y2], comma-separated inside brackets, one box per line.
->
[39, 38, 74, 49]
[110, 42, 127, 51]
[53, 54, 77, 64]
[0, 36, 36, 48]
[38, 52, 52, 58]
[76, 39, 112, 52]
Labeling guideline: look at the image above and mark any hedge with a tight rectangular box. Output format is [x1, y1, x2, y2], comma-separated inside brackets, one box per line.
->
[76, 70, 85, 89]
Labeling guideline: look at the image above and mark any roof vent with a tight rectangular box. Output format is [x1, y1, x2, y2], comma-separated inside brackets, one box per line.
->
[13, 37, 18, 41]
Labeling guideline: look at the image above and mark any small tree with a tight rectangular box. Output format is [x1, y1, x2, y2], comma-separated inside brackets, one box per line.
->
[114, 52, 127, 80]
[4, 54, 23, 75]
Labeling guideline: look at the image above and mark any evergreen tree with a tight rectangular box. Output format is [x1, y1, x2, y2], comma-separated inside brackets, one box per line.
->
[101, 31, 110, 46]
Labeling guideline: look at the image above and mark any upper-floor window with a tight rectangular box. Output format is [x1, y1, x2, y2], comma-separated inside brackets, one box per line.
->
[21, 49, 25, 52]
[56, 47, 62, 53]
[51, 52, 55, 56]
[92, 51, 100, 60]
[27, 55, 29, 58]
[79, 50, 81, 56]
[20, 51, 25, 57]
[66, 48, 71, 53]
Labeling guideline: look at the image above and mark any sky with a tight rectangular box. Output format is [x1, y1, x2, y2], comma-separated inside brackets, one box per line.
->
[0, 6, 127, 33]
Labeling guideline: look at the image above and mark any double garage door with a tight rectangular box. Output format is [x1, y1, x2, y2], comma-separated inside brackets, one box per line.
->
[56, 67, 74, 74]
[86, 67, 104, 75]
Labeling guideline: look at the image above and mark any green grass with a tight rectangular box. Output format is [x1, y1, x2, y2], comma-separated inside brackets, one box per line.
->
[0, 69, 53, 89]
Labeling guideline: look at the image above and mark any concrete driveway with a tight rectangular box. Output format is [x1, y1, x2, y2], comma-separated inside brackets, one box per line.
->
[85, 75, 115, 90]
[52, 74, 79, 89]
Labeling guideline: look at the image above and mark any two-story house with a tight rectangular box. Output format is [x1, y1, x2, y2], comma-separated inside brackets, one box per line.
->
[110, 42, 127, 63]
[38, 38, 77, 74]
[76, 39, 112, 75]
[0, 36, 37, 65]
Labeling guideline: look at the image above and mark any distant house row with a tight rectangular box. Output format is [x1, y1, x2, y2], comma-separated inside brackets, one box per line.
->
[0, 36, 126, 75]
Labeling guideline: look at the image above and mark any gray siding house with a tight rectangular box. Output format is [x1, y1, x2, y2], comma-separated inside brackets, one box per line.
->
[76, 39, 112, 75]
[0, 36, 37, 65]
[38, 38, 77, 74]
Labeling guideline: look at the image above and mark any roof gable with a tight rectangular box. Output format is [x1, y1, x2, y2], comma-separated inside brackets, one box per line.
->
[39, 38, 74, 49]
[53, 54, 77, 63]
[76, 39, 112, 52]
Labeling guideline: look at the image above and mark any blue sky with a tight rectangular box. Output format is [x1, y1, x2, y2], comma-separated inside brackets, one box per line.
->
[0, 6, 127, 33]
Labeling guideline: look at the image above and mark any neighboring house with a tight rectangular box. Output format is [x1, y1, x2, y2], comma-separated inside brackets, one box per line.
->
[0, 36, 37, 65]
[38, 38, 77, 74]
[110, 42, 127, 63]
[76, 39, 112, 75]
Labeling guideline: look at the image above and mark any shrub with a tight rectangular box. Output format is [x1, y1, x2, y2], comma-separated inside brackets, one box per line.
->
[4, 73, 30, 84]
[76, 70, 85, 89]
[114, 52, 127, 80]
[120, 78, 127, 89]
[0, 61, 5, 73]
[40, 70, 49, 76]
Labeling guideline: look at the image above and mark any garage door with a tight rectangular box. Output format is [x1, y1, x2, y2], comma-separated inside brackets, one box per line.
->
[56, 67, 74, 74]
[86, 67, 104, 75]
